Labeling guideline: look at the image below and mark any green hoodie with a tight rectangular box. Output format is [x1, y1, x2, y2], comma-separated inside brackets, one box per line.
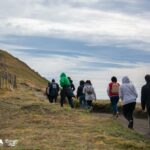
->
[60, 73, 70, 87]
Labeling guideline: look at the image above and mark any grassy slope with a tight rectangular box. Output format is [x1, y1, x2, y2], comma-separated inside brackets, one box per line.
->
[0, 87, 150, 150]
[0, 49, 150, 149]
[0, 49, 47, 89]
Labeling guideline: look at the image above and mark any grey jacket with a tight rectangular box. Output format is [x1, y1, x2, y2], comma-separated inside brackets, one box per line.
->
[83, 84, 96, 101]
[119, 76, 138, 105]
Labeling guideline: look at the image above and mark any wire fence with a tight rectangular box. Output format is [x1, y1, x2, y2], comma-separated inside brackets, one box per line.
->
[0, 71, 17, 89]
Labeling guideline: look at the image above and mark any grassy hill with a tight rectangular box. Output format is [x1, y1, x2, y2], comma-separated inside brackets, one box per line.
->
[0, 49, 150, 149]
[0, 88, 150, 150]
[0, 49, 47, 89]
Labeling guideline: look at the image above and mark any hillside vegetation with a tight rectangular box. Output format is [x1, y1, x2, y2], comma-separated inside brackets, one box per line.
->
[0, 49, 150, 149]
[0, 49, 47, 89]
[0, 86, 150, 150]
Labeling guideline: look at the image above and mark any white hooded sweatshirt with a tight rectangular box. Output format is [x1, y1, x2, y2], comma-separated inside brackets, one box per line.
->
[119, 76, 138, 105]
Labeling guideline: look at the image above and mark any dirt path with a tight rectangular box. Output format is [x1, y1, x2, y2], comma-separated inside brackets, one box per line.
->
[96, 113, 150, 138]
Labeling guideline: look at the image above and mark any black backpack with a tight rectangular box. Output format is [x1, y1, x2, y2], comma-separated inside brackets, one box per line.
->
[49, 83, 58, 96]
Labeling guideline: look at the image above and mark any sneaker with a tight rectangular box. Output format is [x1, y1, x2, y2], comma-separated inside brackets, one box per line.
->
[116, 112, 119, 118]
[128, 120, 133, 129]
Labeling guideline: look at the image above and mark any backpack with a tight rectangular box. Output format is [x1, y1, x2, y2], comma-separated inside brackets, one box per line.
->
[86, 86, 93, 95]
[49, 83, 58, 96]
[111, 83, 119, 94]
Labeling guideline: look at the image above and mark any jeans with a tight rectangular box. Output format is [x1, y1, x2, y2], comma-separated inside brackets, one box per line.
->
[123, 102, 136, 128]
[79, 95, 86, 108]
[110, 96, 119, 115]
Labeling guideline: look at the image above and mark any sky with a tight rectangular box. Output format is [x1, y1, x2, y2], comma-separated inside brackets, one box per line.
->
[0, 0, 150, 100]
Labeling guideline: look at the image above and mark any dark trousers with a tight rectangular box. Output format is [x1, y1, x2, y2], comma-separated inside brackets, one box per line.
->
[50, 96, 57, 103]
[146, 106, 150, 128]
[87, 100, 92, 108]
[60, 89, 74, 108]
[123, 102, 136, 128]
[110, 96, 119, 115]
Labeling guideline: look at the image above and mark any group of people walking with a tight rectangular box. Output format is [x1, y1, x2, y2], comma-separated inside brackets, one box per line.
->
[108, 75, 150, 129]
[46, 72, 96, 110]
[46, 73, 150, 130]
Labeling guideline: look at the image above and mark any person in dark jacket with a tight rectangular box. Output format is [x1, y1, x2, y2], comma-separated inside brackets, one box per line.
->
[77, 80, 86, 108]
[141, 74, 150, 128]
[60, 73, 74, 108]
[49, 79, 59, 103]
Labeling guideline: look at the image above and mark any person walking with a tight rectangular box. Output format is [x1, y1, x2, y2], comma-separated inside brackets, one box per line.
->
[77, 80, 86, 108]
[49, 79, 59, 103]
[60, 73, 74, 108]
[107, 76, 120, 117]
[119, 76, 138, 129]
[83, 80, 96, 110]
[141, 74, 150, 128]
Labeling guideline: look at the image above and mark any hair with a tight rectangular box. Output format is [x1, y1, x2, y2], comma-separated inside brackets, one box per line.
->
[145, 74, 150, 83]
[86, 80, 91, 85]
[68, 77, 73, 83]
[52, 79, 55, 82]
[80, 80, 85, 86]
[111, 76, 117, 82]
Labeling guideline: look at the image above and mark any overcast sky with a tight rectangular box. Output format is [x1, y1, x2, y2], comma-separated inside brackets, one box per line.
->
[0, 0, 150, 100]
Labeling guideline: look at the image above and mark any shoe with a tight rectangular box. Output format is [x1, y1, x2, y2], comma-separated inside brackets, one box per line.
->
[116, 112, 119, 118]
[128, 120, 133, 129]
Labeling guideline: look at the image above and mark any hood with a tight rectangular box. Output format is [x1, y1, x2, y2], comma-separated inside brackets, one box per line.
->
[122, 76, 130, 84]
[60, 72, 66, 78]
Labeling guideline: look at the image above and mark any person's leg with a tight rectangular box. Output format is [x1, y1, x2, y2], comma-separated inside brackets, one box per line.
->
[147, 105, 150, 128]
[110, 97, 116, 115]
[83, 96, 87, 108]
[60, 90, 65, 107]
[54, 95, 57, 103]
[127, 102, 136, 129]
[67, 96, 74, 108]
[47, 95, 51, 103]
[79, 96, 82, 108]
[49, 96, 53, 103]
[86, 100, 90, 109]
[123, 104, 130, 121]
[51, 96, 54, 103]
[87, 100, 92, 109]
[114, 96, 119, 115]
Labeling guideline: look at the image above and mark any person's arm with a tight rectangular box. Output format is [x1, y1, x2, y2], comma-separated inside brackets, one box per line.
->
[72, 84, 75, 91]
[119, 86, 123, 100]
[107, 85, 110, 96]
[141, 86, 146, 111]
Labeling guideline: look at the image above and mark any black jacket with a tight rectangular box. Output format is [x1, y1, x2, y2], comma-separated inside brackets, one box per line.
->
[141, 83, 150, 110]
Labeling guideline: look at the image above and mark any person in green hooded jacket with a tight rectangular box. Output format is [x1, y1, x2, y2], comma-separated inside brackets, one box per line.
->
[60, 73, 74, 108]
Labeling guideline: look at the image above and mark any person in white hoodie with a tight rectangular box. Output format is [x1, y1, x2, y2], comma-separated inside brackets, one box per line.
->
[119, 76, 138, 129]
[83, 80, 96, 110]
